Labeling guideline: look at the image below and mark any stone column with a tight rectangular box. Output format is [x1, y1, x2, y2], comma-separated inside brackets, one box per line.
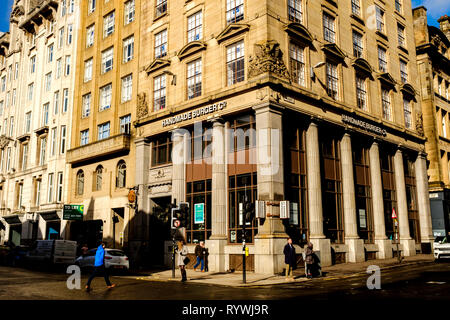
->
[253, 104, 288, 275]
[340, 133, 364, 262]
[393, 148, 416, 256]
[415, 152, 434, 248]
[369, 141, 392, 259]
[305, 120, 331, 266]
[171, 130, 186, 204]
[206, 118, 227, 272]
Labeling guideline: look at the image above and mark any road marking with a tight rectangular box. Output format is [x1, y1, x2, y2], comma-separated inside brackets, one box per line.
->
[426, 281, 446, 284]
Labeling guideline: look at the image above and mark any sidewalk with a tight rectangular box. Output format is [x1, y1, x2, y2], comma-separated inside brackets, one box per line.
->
[129, 254, 435, 287]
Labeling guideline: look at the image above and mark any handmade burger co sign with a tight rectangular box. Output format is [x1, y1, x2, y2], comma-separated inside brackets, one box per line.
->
[342, 114, 387, 136]
[162, 102, 227, 127]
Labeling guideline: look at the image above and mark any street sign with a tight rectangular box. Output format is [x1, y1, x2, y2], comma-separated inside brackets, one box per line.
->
[255, 200, 265, 218]
[391, 208, 397, 219]
[63, 204, 84, 221]
[174, 220, 180, 228]
[194, 203, 205, 224]
[280, 201, 290, 219]
[239, 203, 244, 226]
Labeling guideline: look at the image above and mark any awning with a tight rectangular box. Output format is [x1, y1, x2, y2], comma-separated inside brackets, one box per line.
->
[39, 211, 60, 221]
[3, 215, 22, 225]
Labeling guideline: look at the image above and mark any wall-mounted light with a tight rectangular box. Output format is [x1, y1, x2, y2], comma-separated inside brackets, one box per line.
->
[310, 61, 326, 81]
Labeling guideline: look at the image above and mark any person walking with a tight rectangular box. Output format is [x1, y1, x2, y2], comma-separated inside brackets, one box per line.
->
[283, 237, 296, 281]
[193, 241, 206, 272]
[305, 242, 315, 279]
[85, 242, 116, 292]
[177, 241, 189, 282]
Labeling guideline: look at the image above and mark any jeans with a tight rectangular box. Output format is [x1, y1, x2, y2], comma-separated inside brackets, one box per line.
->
[193, 257, 204, 271]
[285, 264, 293, 278]
[86, 265, 112, 287]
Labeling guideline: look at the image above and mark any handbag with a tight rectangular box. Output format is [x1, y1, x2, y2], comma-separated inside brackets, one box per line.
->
[183, 256, 190, 265]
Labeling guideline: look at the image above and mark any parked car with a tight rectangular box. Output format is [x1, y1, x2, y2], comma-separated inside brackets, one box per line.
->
[434, 236, 450, 261]
[25, 240, 77, 265]
[75, 248, 129, 271]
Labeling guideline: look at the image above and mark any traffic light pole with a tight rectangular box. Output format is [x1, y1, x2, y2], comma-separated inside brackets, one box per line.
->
[242, 221, 246, 284]
[172, 231, 176, 279]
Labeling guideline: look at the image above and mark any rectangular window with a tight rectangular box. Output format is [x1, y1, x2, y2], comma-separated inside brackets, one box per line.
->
[88, 0, 96, 13]
[6, 147, 11, 171]
[67, 24, 73, 45]
[121, 74, 133, 103]
[187, 59, 202, 99]
[120, 114, 131, 134]
[102, 47, 114, 73]
[14, 63, 18, 80]
[86, 24, 95, 47]
[400, 59, 408, 84]
[12, 89, 16, 106]
[356, 75, 367, 111]
[104, 11, 115, 38]
[290, 43, 305, 86]
[100, 84, 112, 111]
[45, 73, 52, 91]
[227, 0, 244, 24]
[82, 93, 91, 118]
[288, 0, 302, 23]
[155, 0, 167, 18]
[151, 134, 172, 166]
[47, 44, 54, 63]
[351, 0, 361, 16]
[154, 74, 166, 111]
[123, 36, 134, 62]
[63, 89, 69, 113]
[187, 11, 202, 43]
[376, 6, 385, 33]
[395, 0, 402, 13]
[8, 65, 12, 82]
[124, 0, 135, 24]
[61, 0, 67, 16]
[56, 58, 62, 78]
[65, 55, 71, 76]
[154, 29, 167, 59]
[227, 41, 245, 86]
[48, 173, 54, 203]
[403, 98, 412, 129]
[35, 179, 41, 206]
[323, 13, 335, 43]
[60, 126, 66, 154]
[28, 83, 34, 101]
[50, 127, 57, 156]
[58, 27, 64, 48]
[9, 116, 14, 137]
[398, 24, 405, 47]
[6, 92, 9, 108]
[81, 129, 89, 146]
[378, 46, 387, 72]
[22, 144, 28, 171]
[326, 62, 338, 100]
[30, 56, 36, 74]
[382, 89, 391, 121]
[69, 0, 74, 13]
[84, 58, 93, 82]
[57, 172, 63, 202]
[98, 122, 110, 140]
[1, 76, 5, 91]
[42, 103, 49, 126]
[443, 111, 447, 138]
[0, 101, 3, 116]
[39, 137, 47, 165]
[352, 31, 363, 58]
[53, 91, 59, 114]
[25, 112, 31, 133]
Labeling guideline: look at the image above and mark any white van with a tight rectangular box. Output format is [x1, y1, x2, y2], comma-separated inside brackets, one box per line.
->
[26, 240, 77, 265]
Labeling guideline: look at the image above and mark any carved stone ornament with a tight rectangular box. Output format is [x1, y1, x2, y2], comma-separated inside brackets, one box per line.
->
[0, 135, 11, 149]
[248, 40, 290, 80]
[416, 112, 424, 136]
[137, 92, 149, 119]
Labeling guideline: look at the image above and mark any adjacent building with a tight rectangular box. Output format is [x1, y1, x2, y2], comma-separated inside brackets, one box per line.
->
[0, 0, 78, 246]
[413, 9, 450, 237]
[135, 0, 433, 274]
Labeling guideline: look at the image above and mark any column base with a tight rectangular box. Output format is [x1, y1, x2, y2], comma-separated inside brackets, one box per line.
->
[400, 239, 416, 257]
[309, 238, 332, 267]
[375, 239, 393, 259]
[254, 236, 287, 275]
[205, 237, 227, 272]
[345, 238, 365, 263]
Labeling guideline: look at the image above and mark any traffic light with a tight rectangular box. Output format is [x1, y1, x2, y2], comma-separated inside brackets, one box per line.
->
[171, 207, 181, 229]
[179, 202, 190, 228]
[244, 201, 254, 224]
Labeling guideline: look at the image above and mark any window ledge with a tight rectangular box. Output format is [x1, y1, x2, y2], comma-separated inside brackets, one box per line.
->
[398, 45, 409, 55]
[375, 30, 389, 42]
[153, 12, 168, 22]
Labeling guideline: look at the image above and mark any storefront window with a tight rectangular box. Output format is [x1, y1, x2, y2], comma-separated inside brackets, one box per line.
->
[228, 114, 256, 152]
[283, 122, 308, 246]
[404, 154, 420, 243]
[380, 148, 396, 240]
[151, 134, 172, 166]
[320, 133, 344, 243]
[185, 180, 212, 243]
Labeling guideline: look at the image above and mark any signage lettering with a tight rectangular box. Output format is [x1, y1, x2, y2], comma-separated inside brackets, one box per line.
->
[342, 114, 387, 136]
[162, 102, 227, 127]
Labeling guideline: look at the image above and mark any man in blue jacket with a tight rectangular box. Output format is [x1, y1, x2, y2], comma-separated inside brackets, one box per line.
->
[85, 242, 116, 292]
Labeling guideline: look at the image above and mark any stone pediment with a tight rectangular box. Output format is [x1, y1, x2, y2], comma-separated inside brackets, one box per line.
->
[283, 23, 314, 44]
[352, 58, 373, 79]
[145, 58, 171, 75]
[216, 23, 249, 44]
[322, 43, 346, 61]
[401, 83, 417, 99]
[177, 41, 207, 61]
[377, 72, 397, 90]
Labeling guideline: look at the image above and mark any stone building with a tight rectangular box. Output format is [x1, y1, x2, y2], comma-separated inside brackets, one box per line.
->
[66, 0, 139, 253]
[413, 9, 450, 238]
[134, 0, 433, 274]
[0, 0, 78, 246]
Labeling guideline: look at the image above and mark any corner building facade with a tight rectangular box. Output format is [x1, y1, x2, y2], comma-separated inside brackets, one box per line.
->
[135, 0, 434, 273]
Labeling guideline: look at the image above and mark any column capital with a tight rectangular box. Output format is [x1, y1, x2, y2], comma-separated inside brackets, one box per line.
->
[135, 137, 150, 146]
[417, 150, 428, 159]
[208, 117, 225, 127]
[169, 128, 186, 141]
[309, 115, 323, 126]
[252, 103, 284, 116]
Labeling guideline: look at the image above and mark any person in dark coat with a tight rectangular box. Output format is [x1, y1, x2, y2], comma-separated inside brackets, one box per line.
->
[305, 242, 314, 279]
[283, 238, 296, 280]
[193, 241, 206, 272]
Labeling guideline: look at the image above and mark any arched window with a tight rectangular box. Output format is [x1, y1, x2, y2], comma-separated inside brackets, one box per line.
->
[116, 161, 126, 188]
[76, 170, 84, 195]
[95, 165, 103, 191]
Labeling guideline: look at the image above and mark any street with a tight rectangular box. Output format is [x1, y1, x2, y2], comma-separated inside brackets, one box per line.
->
[0, 262, 449, 301]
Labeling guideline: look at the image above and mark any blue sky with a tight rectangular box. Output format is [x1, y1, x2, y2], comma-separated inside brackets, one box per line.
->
[0, 0, 448, 32]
